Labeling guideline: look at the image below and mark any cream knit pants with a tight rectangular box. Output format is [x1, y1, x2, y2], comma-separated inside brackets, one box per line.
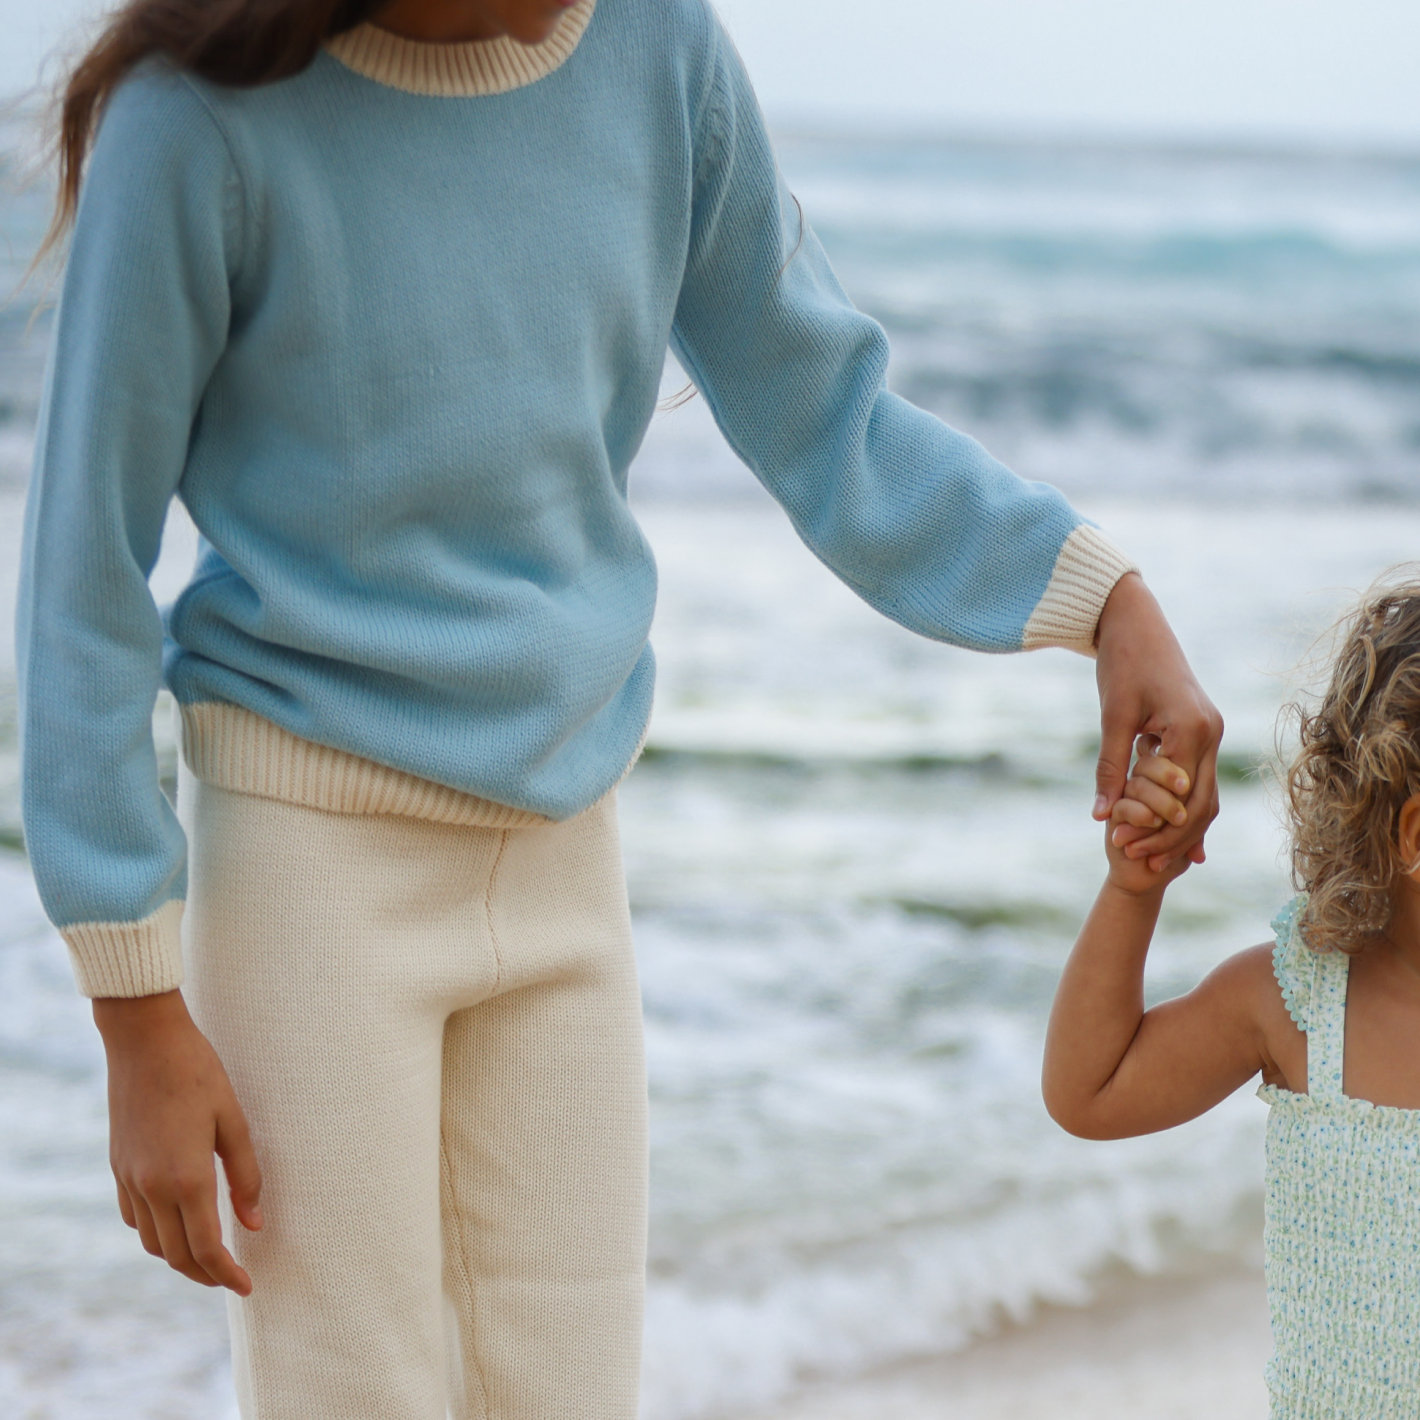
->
[178, 770, 647, 1420]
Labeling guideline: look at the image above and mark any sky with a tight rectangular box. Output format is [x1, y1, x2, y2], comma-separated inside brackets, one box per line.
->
[0, 0, 1417, 147]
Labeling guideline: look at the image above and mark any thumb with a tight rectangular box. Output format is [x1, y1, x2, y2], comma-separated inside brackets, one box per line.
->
[1094, 708, 1135, 820]
[216, 1104, 263, 1232]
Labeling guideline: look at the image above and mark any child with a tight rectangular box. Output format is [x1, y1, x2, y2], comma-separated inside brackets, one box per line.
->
[17, 0, 1221, 1414]
[1045, 574, 1420, 1416]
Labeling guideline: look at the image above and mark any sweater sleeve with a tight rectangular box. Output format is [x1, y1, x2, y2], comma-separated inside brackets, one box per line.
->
[15, 70, 241, 998]
[670, 24, 1136, 655]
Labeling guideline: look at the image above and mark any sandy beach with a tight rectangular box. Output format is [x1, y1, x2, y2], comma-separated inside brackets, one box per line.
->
[740, 1266, 1271, 1420]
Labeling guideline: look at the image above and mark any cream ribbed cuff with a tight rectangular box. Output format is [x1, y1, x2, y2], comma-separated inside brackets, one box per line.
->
[1021, 525, 1139, 657]
[180, 702, 551, 830]
[327, 0, 595, 97]
[62, 899, 186, 999]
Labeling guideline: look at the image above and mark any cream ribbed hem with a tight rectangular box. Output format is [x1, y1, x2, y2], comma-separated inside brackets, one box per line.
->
[327, 0, 595, 97]
[180, 702, 551, 829]
[1021, 525, 1139, 656]
[62, 899, 185, 999]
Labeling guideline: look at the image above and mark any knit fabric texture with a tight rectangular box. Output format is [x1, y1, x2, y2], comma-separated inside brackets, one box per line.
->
[179, 771, 646, 1418]
[1258, 896, 1420, 1416]
[16, 0, 1136, 994]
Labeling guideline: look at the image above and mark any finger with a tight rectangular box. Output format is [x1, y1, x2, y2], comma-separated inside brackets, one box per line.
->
[1149, 847, 1201, 874]
[116, 1179, 137, 1230]
[170, 1156, 253, 1293]
[179, 1190, 253, 1296]
[1124, 815, 1194, 859]
[1157, 703, 1224, 788]
[1126, 742, 1221, 862]
[1094, 705, 1137, 819]
[1129, 738, 1217, 848]
[127, 1190, 164, 1259]
[1112, 800, 1165, 834]
[216, 1103, 264, 1233]
[1121, 775, 1188, 827]
[1113, 822, 1159, 850]
[1129, 751, 1190, 799]
[149, 1196, 222, 1288]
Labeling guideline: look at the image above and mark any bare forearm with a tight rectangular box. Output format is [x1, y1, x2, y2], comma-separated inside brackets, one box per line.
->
[1043, 882, 1165, 1135]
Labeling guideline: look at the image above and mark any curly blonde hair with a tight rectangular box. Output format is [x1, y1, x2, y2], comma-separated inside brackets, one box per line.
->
[1286, 570, 1420, 953]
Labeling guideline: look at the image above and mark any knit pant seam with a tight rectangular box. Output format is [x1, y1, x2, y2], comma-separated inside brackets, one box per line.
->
[440, 1136, 493, 1420]
[484, 830, 510, 993]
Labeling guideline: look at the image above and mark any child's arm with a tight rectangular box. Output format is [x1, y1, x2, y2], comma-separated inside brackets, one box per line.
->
[1043, 753, 1289, 1139]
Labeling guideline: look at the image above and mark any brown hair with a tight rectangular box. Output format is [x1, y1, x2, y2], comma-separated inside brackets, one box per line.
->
[40, 0, 383, 261]
[1286, 570, 1420, 953]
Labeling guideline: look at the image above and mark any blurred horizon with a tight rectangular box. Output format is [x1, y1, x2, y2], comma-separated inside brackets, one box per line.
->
[1, 0, 1418, 149]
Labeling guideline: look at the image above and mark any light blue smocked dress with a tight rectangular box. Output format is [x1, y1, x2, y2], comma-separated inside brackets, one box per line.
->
[1258, 895, 1420, 1417]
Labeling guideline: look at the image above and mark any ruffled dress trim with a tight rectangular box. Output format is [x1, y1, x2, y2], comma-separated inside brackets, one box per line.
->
[1270, 894, 1313, 1030]
[1264, 892, 1351, 1104]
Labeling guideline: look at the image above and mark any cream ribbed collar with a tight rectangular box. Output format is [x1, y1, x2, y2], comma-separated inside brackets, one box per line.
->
[327, 0, 595, 97]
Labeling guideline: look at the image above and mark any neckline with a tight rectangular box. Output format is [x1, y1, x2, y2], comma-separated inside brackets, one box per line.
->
[326, 0, 595, 97]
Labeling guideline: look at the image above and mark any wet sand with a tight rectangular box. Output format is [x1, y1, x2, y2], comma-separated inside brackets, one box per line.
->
[740, 1266, 1270, 1420]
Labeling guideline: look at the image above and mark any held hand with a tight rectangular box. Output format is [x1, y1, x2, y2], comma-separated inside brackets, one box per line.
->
[1108, 739, 1194, 895]
[93, 990, 262, 1295]
[1105, 799, 1192, 897]
[1093, 573, 1222, 872]
[1111, 735, 1190, 835]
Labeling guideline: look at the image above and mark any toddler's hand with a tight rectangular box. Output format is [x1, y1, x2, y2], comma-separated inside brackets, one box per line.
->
[1106, 799, 1192, 894]
[1105, 736, 1194, 892]
[1111, 735, 1189, 845]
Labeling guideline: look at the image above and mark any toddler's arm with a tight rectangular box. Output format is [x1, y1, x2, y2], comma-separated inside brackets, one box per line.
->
[1043, 756, 1287, 1138]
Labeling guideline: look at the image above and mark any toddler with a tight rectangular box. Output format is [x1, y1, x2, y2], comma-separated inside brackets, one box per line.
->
[1046, 574, 1420, 1416]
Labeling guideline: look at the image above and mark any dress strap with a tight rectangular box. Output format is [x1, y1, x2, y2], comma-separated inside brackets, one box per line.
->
[1304, 947, 1351, 1100]
[1270, 895, 1351, 1100]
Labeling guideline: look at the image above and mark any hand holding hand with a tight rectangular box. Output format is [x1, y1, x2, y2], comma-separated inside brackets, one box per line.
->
[1093, 573, 1222, 873]
[93, 990, 262, 1295]
[1111, 734, 1190, 836]
[1104, 738, 1195, 894]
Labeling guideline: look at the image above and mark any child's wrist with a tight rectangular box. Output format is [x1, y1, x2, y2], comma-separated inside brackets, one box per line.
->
[1102, 872, 1171, 905]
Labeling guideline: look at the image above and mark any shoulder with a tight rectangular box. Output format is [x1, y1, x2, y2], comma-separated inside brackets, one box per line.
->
[637, 0, 723, 49]
[87, 62, 240, 208]
[98, 61, 232, 156]
[1196, 940, 1288, 1014]
[70, 61, 244, 277]
[1189, 940, 1304, 1053]
[1197, 940, 1307, 1088]
[581, 0, 745, 156]
[607, 0, 742, 96]
[582, 0, 721, 70]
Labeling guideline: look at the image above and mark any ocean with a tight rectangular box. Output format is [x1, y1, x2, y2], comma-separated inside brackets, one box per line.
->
[3, 117, 1420, 1419]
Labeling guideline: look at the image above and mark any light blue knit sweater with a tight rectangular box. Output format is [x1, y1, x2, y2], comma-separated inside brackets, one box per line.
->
[16, 0, 1133, 994]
